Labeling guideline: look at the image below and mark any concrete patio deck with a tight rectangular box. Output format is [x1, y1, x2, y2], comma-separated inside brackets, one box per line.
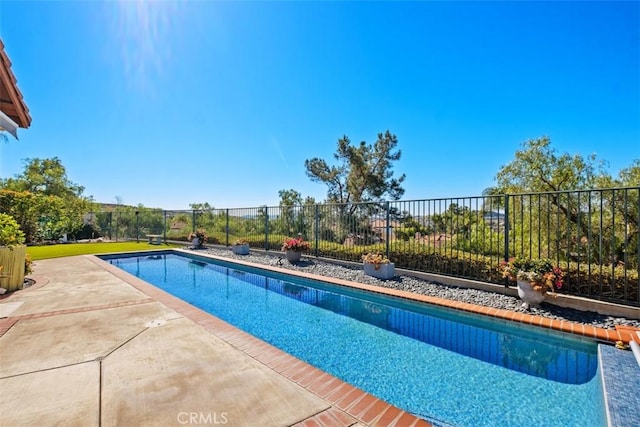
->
[0, 256, 428, 427]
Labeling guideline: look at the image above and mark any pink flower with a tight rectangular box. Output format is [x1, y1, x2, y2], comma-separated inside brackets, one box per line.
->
[282, 236, 310, 252]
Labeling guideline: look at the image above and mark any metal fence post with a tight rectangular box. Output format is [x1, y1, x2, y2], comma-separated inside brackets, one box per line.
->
[503, 194, 510, 260]
[226, 209, 230, 247]
[135, 211, 139, 243]
[503, 194, 510, 287]
[385, 201, 390, 259]
[192, 210, 196, 233]
[163, 210, 167, 244]
[314, 204, 319, 257]
[264, 207, 270, 251]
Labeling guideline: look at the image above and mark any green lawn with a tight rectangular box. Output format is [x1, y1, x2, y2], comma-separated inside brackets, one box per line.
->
[26, 241, 180, 260]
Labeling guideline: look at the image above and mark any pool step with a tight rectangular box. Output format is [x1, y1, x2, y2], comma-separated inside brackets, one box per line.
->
[598, 344, 640, 427]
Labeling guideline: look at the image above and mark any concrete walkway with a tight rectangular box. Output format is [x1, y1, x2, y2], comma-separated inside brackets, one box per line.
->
[0, 256, 427, 427]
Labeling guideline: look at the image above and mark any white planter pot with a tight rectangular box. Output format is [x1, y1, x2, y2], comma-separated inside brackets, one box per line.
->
[517, 279, 546, 309]
[364, 262, 395, 280]
[285, 250, 302, 264]
[191, 237, 200, 248]
[232, 244, 249, 255]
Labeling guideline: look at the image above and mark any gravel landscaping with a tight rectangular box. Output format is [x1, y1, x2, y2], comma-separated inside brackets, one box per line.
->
[195, 246, 640, 330]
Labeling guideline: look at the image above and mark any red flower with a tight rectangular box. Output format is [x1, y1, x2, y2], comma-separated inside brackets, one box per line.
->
[282, 236, 310, 252]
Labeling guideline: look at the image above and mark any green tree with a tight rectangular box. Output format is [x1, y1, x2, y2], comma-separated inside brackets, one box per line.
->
[0, 189, 93, 242]
[494, 137, 608, 259]
[1, 157, 85, 197]
[301, 195, 318, 241]
[481, 186, 506, 212]
[189, 202, 214, 211]
[495, 137, 609, 193]
[188, 202, 229, 241]
[278, 189, 303, 207]
[0, 190, 41, 242]
[595, 159, 640, 188]
[593, 159, 640, 267]
[304, 130, 405, 211]
[0, 158, 95, 242]
[395, 213, 429, 241]
[427, 203, 480, 246]
[275, 189, 303, 236]
[494, 138, 639, 267]
[304, 131, 405, 243]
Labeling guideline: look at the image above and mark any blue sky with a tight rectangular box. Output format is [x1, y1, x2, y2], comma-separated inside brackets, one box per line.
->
[1, 1, 638, 209]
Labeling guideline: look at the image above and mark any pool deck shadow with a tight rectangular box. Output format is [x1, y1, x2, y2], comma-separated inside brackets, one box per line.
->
[0, 255, 429, 427]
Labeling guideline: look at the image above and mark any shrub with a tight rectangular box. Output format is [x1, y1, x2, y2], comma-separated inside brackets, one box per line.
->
[0, 213, 25, 247]
[24, 253, 34, 275]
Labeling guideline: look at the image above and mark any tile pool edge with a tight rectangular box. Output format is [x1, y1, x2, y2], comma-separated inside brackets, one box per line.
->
[598, 344, 640, 427]
[169, 248, 630, 345]
[87, 254, 431, 427]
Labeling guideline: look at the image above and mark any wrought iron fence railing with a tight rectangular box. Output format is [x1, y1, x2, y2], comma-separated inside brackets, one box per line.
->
[85, 186, 639, 306]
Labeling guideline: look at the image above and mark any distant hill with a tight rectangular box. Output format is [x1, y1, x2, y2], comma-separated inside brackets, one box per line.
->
[94, 203, 161, 211]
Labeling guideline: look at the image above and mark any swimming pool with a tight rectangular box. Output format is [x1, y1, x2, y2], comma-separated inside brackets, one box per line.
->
[105, 251, 606, 427]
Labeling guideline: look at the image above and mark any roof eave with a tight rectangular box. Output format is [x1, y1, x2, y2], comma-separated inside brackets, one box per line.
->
[0, 109, 19, 139]
[0, 38, 32, 129]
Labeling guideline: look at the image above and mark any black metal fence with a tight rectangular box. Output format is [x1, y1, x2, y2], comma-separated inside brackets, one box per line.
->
[86, 187, 639, 306]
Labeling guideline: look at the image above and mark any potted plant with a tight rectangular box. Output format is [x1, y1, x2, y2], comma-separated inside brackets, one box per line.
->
[362, 252, 395, 280]
[499, 257, 564, 309]
[281, 235, 310, 264]
[231, 238, 250, 255]
[187, 229, 208, 249]
[0, 213, 28, 292]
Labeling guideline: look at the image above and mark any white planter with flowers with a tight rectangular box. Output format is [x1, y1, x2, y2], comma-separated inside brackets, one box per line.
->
[231, 243, 250, 255]
[500, 257, 564, 310]
[362, 252, 395, 280]
[516, 280, 547, 308]
[363, 261, 395, 280]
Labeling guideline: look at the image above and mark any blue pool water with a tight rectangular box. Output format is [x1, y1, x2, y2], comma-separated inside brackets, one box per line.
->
[105, 252, 606, 427]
